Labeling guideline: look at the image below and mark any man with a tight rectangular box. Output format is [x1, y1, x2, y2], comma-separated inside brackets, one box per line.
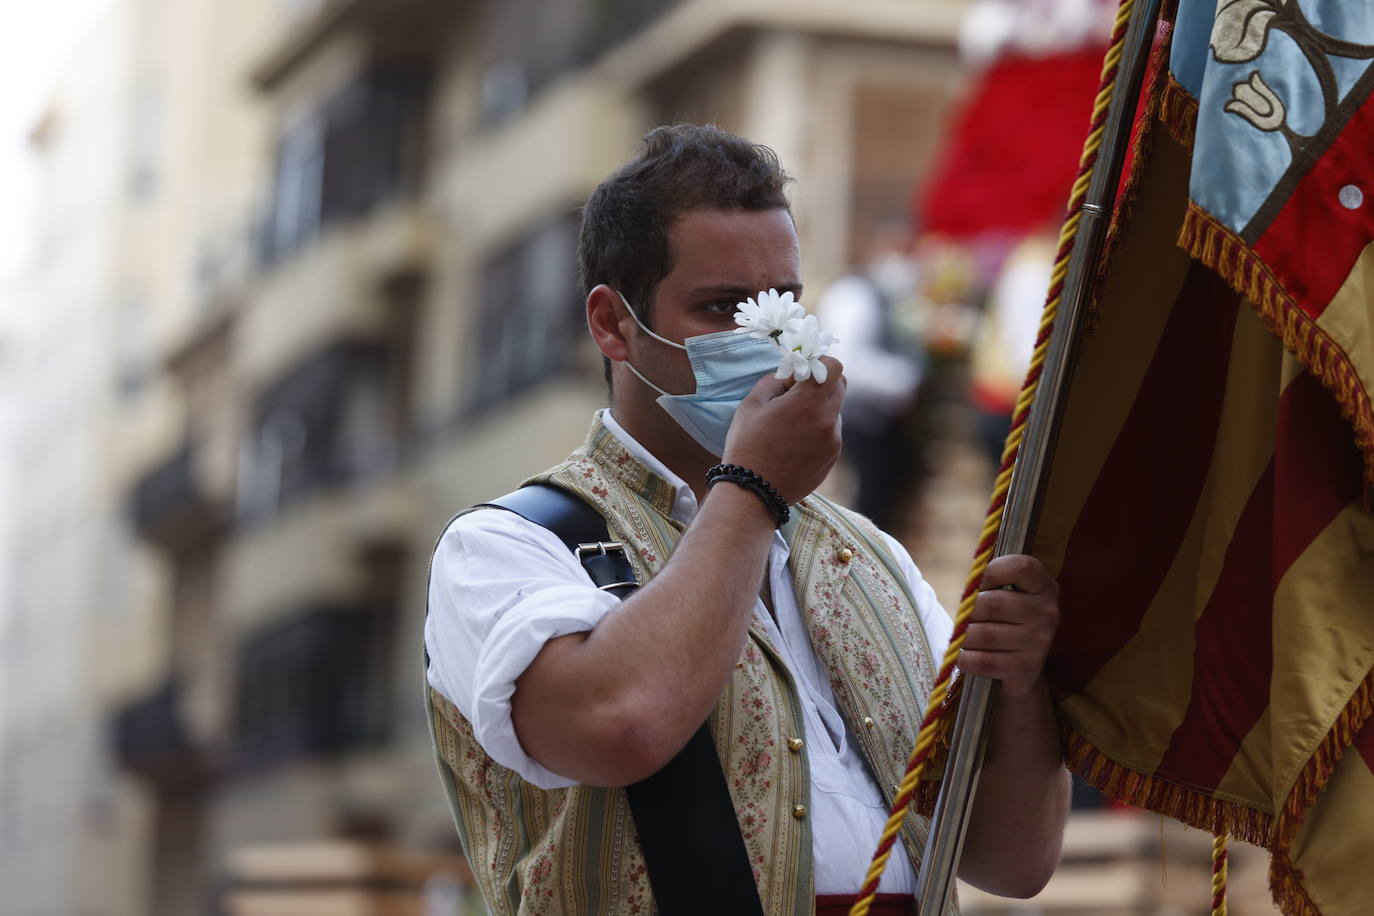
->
[816, 221, 927, 532]
[425, 124, 1069, 915]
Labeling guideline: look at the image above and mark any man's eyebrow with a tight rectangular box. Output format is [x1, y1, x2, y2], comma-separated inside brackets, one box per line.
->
[688, 283, 804, 299]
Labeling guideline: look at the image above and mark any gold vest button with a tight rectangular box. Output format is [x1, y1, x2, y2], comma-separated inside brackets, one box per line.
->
[862, 716, 875, 728]
[837, 547, 853, 564]
[792, 804, 807, 819]
[787, 737, 804, 752]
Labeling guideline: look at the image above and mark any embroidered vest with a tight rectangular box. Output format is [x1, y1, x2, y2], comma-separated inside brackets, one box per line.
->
[426, 417, 950, 915]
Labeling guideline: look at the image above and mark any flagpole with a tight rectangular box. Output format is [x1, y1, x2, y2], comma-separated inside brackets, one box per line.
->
[914, 0, 1163, 911]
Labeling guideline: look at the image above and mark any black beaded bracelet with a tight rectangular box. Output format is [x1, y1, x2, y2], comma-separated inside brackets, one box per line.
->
[705, 463, 790, 527]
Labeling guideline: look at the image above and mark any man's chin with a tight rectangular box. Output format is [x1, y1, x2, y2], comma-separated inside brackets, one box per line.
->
[635, 417, 719, 477]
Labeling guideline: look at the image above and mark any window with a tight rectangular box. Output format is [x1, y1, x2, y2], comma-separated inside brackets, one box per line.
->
[261, 67, 431, 264]
[848, 83, 954, 264]
[479, 59, 529, 125]
[129, 84, 163, 200]
[265, 112, 324, 261]
[115, 295, 152, 399]
[232, 606, 388, 772]
[470, 211, 582, 410]
[235, 408, 307, 521]
[236, 341, 392, 523]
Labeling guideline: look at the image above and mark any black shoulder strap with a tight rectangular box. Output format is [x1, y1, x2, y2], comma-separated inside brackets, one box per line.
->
[483, 483, 612, 551]
[483, 484, 638, 595]
[480, 483, 765, 916]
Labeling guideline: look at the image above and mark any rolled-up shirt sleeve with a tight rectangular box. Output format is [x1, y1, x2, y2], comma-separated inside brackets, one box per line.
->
[425, 508, 622, 789]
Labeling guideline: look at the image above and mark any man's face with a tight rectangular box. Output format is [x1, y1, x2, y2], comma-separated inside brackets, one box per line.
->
[625, 206, 802, 398]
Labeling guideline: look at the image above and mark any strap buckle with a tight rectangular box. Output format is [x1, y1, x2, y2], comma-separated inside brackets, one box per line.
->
[575, 541, 639, 593]
[575, 540, 626, 559]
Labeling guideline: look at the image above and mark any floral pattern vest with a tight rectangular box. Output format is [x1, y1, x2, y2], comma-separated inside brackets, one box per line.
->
[426, 417, 949, 915]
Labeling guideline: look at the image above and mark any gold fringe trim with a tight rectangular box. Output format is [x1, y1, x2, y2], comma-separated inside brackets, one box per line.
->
[1158, 74, 1198, 150]
[1269, 866, 1322, 916]
[1098, 16, 1173, 281]
[1177, 204, 1374, 490]
[913, 772, 941, 820]
[913, 677, 958, 820]
[1267, 669, 1374, 916]
[1066, 668, 1374, 916]
[1062, 729, 1276, 849]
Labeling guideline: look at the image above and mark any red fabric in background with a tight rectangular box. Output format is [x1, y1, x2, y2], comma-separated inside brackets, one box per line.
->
[918, 47, 1107, 239]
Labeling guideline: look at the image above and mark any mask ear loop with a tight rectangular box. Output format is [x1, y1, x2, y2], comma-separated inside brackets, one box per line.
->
[617, 290, 686, 350]
[622, 360, 672, 397]
[615, 289, 685, 397]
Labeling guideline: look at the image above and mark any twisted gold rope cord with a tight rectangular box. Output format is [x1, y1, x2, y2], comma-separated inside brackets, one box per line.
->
[1211, 833, 1230, 916]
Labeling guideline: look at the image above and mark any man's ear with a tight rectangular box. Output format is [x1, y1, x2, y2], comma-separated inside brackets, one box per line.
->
[587, 284, 632, 362]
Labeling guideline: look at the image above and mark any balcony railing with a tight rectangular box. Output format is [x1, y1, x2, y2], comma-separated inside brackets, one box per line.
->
[131, 442, 230, 552]
[111, 678, 217, 794]
[231, 605, 391, 774]
[237, 339, 400, 524]
[259, 65, 432, 267]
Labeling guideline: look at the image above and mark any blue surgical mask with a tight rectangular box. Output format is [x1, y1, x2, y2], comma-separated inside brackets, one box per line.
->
[617, 291, 779, 457]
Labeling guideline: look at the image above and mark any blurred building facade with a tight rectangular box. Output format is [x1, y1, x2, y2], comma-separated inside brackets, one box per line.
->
[2, 3, 173, 913]
[1, 0, 970, 913]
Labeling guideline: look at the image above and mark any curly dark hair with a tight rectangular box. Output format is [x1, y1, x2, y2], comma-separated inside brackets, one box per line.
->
[578, 124, 794, 384]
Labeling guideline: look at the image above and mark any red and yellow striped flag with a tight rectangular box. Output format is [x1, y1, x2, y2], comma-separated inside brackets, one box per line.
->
[1029, 2, 1374, 913]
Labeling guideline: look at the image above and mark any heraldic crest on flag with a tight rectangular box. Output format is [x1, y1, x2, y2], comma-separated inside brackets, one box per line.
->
[1025, 0, 1374, 913]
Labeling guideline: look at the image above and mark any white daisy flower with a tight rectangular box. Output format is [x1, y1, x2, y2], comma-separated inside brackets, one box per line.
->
[733, 288, 804, 341]
[774, 314, 837, 383]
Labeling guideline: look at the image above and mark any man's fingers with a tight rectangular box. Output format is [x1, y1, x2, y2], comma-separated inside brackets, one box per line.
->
[747, 371, 791, 403]
[979, 554, 1054, 595]
[956, 649, 1018, 683]
[816, 356, 843, 388]
[971, 587, 1052, 624]
[764, 357, 844, 397]
[963, 620, 1021, 652]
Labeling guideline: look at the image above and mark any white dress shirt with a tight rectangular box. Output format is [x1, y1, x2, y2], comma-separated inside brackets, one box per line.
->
[815, 274, 922, 433]
[425, 410, 953, 894]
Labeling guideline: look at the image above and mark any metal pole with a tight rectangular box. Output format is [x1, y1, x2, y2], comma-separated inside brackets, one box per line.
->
[915, 1, 1164, 910]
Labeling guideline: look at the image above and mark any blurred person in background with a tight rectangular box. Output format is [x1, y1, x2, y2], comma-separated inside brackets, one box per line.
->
[967, 229, 1057, 468]
[424, 124, 1069, 915]
[911, 236, 982, 364]
[816, 221, 926, 533]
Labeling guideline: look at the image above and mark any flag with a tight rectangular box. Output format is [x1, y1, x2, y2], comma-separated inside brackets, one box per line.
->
[1028, 1, 1374, 913]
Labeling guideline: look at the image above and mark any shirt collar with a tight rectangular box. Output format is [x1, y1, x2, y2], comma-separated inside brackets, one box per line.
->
[599, 409, 699, 524]
[596, 409, 788, 551]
